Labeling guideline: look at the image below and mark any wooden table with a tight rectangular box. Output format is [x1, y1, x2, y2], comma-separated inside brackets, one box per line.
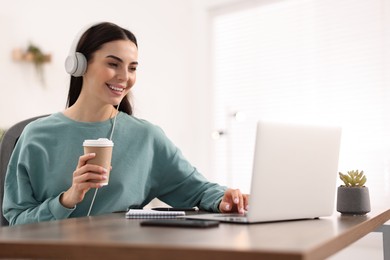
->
[0, 208, 389, 260]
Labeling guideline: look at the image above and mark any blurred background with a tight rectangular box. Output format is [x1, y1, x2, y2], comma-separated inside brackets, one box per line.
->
[1, 1, 389, 258]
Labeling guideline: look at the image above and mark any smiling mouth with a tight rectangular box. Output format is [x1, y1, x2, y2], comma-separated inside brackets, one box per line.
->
[107, 84, 125, 92]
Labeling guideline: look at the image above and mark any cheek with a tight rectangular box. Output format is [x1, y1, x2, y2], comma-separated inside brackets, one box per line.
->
[127, 74, 136, 87]
[86, 67, 113, 83]
[101, 68, 116, 79]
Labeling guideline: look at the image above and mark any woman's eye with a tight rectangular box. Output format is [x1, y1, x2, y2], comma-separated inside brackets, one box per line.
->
[129, 67, 137, 72]
[108, 63, 118, 68]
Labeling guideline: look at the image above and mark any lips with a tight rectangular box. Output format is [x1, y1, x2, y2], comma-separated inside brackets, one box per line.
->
[107, 84, 125, 92]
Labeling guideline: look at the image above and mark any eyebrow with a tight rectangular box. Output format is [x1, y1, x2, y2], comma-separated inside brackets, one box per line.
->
[106, 55, 138, 65]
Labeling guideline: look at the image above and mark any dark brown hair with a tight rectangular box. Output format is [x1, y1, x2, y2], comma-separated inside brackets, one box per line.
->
[66, 22, 138, 115]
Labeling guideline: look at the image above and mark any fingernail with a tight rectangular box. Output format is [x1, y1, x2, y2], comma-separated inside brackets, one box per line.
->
[225, 204, 230, 210]
[89, 153, 96, 156]
[102, 168, 108, 173]
[102, 175, 108, 180]
[234, 198, 239, 204]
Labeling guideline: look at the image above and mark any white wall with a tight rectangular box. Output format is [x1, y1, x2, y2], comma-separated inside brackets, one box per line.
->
[0, 1, 192, 124]
[0, 0, 245, 181]
[0, 0, 214, 177]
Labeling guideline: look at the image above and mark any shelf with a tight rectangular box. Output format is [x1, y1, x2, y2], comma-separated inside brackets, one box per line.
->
[12, 48, 51, 63]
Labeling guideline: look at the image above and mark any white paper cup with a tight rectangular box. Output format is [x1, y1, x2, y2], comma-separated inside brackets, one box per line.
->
[83, 138, 114, 185]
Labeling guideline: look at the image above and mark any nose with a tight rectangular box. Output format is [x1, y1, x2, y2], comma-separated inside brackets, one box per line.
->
[117, 67, 129, 82]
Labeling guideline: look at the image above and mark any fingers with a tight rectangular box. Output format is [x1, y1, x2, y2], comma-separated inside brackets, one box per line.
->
[219, 189, 249, 214]
[62, 155, 109, 208]
[243, 194, 250, 211]
[232, 189, 244, 214]
[73, 164, 108, 184]
[76, 153, 96, 169]
[74, 152, 109, 184]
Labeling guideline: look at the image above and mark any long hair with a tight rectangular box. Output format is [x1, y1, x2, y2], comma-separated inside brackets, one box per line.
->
[66, 22, 138, 115]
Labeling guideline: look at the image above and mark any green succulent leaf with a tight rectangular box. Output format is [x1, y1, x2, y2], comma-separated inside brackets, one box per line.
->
[339, 170, 367, 187]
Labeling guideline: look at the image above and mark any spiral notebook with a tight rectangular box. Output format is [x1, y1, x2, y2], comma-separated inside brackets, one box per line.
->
[125, 209, 186, 219]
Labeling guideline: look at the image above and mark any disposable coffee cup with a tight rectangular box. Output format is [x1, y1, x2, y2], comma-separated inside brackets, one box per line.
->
[83, 138, 114, 185]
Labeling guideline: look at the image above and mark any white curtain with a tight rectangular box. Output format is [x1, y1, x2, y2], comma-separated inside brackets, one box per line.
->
[211, 0, 390, 203]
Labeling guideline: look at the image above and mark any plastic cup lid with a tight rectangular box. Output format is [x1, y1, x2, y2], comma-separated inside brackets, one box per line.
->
[83, 138, 114, 147]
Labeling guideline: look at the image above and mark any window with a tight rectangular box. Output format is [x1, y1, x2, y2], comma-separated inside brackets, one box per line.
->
[211, 0, 390, 201]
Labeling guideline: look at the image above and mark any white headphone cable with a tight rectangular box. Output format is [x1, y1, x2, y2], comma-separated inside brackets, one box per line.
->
[87, 104, 120, 217]
[109, 104, 120, 141]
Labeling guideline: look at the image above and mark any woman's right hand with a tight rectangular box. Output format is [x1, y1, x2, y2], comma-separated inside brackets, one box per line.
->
[60, 153, 108, 209]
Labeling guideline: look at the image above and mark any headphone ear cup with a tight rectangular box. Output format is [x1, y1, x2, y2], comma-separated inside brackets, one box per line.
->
[65, 52, 87, 77]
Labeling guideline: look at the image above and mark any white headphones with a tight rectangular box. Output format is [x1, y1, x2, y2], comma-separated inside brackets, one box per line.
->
[65, 22, 100, 77]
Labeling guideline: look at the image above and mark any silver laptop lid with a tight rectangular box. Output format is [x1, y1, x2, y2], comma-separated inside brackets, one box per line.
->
[246, 120, 342, 222]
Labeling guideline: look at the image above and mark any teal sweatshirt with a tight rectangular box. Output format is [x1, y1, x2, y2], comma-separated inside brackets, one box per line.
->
[3, 112, 226, 225]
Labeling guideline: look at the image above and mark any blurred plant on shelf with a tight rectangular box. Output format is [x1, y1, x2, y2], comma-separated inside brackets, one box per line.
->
[27, 44, 46, 84]
[12, 43, 51, 86]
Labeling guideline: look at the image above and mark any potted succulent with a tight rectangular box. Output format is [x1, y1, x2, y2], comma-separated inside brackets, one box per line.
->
[337, 170, 370, 215]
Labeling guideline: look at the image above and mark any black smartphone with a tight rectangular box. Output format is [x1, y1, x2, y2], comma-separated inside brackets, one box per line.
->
[140, 219, 219, 228]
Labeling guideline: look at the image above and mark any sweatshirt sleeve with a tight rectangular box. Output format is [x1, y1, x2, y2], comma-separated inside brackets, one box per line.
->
[3, 132, 75, 225]
[150, 126, 227, 212]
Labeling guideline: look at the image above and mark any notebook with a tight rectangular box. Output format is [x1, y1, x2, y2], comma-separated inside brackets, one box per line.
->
[182, 120, 342, 224]
[126, 209, 185, 219]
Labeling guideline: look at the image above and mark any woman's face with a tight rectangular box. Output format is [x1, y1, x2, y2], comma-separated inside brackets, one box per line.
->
[82, 39, 138, 107]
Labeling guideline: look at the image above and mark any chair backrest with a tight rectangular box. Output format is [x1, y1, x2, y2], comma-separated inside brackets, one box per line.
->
[0, 115, 49, 226]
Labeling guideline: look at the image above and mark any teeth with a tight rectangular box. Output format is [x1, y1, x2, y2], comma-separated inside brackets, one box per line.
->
[108, 85, 124, 92]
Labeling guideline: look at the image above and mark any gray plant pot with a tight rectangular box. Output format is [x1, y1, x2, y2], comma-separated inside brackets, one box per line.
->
[336, 186, 371, 215]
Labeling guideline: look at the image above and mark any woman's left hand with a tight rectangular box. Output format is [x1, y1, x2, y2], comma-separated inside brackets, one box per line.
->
[219, 188, 249, 214]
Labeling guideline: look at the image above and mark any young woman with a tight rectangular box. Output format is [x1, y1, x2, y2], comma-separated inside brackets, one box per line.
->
[3, 22, 249, 225]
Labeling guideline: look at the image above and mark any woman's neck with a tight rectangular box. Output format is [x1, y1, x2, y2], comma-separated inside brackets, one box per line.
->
[63, 102, 116, 122]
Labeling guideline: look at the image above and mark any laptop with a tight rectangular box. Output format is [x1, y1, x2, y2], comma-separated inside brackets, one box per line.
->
[183, 120, 342, 224]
